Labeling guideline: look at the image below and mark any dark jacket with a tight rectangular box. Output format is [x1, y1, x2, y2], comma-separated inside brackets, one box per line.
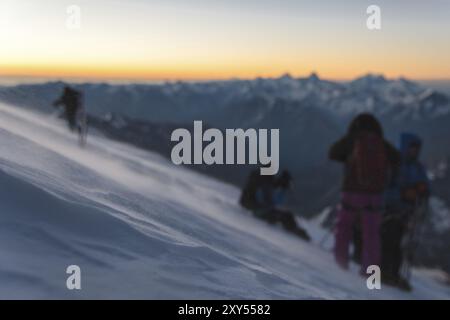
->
[54, 86, 82, 118]
[240, 170, 274, 210]
[329, 114, 400, 193]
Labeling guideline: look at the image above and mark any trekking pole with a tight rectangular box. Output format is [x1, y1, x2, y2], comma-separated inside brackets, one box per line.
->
[401, 199, 428, 282]
[319, 227, 333, 248]
[409, 200, 428, 280]
[401, 203, 418, 282]
[319, 206, 339, 249]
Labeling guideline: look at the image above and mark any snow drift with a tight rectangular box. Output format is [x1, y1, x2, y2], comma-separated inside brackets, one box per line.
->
[0, 102, 448, 299]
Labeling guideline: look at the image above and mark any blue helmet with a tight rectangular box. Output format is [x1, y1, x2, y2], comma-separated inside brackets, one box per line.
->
[399, 133, 422, 159]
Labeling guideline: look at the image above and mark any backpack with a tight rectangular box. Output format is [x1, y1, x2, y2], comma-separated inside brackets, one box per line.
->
[349, 132, 388, 192]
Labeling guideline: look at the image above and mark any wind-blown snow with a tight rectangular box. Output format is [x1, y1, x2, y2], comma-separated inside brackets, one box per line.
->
[0, 102, 448, 299]
[429, 198, 450, 234]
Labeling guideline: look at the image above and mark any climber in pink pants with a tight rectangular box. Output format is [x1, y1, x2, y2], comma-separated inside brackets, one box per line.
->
[334, 192, 383, 272]
[329, 113, 400, 274]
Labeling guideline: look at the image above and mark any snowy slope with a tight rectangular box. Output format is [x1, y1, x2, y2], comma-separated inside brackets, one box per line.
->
[0, 102, 449, 299]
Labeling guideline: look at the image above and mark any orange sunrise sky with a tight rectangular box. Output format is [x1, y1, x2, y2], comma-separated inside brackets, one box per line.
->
[1, 0, 449, 81]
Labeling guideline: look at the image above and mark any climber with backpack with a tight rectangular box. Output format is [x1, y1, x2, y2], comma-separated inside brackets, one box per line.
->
[381, 133, 430, 291]
[329, 113, 400, 273]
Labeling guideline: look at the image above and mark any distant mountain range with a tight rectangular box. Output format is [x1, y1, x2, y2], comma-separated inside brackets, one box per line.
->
[1, 73, 450, 210]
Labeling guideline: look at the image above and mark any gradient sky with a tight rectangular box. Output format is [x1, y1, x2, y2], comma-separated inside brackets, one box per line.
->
[0, 0, 449, 81]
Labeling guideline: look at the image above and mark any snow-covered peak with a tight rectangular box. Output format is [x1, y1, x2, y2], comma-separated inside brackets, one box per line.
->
[279, 73, 294, 81]
[351, 73, 388, 87]
[306, 72, 320, 82]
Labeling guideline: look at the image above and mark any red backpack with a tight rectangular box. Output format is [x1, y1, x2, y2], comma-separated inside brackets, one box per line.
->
[349, 132, 388, 193]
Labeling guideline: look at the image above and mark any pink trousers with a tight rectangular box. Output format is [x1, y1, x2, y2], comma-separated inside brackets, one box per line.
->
[334, 192, 382, 272]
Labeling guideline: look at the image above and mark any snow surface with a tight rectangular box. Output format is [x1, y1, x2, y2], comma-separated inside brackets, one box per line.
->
[0, 102, 449, 299]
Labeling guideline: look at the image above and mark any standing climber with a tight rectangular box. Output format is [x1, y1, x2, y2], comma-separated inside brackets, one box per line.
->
[53, 85, 87, 146]
[329, 113, 400, 273]
[382, 133, 430, 291]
